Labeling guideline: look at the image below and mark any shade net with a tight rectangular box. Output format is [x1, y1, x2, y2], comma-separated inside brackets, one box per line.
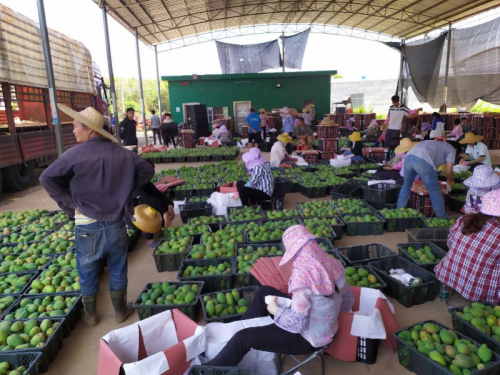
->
[216, 40, 281, 74]
[282, 28, 310, 70]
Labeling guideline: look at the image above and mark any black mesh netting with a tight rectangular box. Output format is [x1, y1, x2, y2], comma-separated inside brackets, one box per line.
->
[216, 40, 281, 74]
[281, 28, 310, 70]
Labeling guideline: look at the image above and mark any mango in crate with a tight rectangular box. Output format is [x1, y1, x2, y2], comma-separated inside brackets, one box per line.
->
[406, 246, 441, 265]
[236, 245, 283, 274]
[182, 261, 232, 277]
[345, 267, 381, 288]
[136, 282, 200, 306]
[155, 237, 192, 255]
[203, 289, 251, 318]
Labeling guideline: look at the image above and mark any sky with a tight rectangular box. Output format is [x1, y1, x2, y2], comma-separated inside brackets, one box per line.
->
[0, 0, 402, 81]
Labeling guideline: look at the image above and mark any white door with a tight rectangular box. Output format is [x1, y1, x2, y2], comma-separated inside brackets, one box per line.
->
[233, 101, 251, 133]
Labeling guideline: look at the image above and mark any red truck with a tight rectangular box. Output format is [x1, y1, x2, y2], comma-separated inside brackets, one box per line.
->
[0, 4, 110, 194]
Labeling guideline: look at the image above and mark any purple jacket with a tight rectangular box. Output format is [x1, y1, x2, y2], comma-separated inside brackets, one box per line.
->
[40, 137, 154, 222]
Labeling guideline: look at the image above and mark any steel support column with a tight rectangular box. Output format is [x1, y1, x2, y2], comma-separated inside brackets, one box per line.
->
[397, 38, 405, 100]
[102, 2, 120, 141]
[282, 31, 285, 73]
[135, 28, 148, 145]
[154, 45, 162, 115]
[443, 24, 452, 110]
[37, 0, 64, 156]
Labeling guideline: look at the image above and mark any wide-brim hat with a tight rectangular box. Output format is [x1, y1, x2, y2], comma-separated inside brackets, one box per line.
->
[279, 225, 316, 266]
[480, 190, 500, 217]
[57, 104, 117, 143]
[349, 132, 362, 142]
[464, 165, 500, 189]
[308, 104, 315, 108]
[460, 132, 484, 144]
[369, 119, 378, 126]
[302, 107, 310, 113]
[278, 133, 293, 144]
[131, 204, 162, 233]
[319, 118, 335, 126]
[395, 138, 417, 154]
[259, 108, 266, 113]
[289, 108, 299, 115]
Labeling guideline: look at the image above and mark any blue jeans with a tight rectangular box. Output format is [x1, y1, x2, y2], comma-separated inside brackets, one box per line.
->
[397, 155, 447, 218]
[343, 150, 364, 163]
[75, 220, 129, 296]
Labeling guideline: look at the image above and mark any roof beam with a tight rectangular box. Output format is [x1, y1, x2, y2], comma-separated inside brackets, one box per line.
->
[295, 0, 321, 24]
[322, 0, 357, 25]
[367, 0, 428, 32]
[350, 0, 403, 29]
[308, 0, 338, 25]
[337, 0, 375, 26]
[129, 0, 162, 43]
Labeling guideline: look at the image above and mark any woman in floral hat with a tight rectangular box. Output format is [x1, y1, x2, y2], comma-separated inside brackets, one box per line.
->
[463, 165, 500, 213]
[435, 189, 500, 304]
[206, 225, 354, 366]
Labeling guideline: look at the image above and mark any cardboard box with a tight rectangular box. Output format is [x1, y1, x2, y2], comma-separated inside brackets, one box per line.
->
[97, 309, 205, 375]
[219, 182, 238, 194]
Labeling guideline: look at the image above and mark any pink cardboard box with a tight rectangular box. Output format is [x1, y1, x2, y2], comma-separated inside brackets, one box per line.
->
[97, 309, 205, 375]
[219, 182, 238, 194]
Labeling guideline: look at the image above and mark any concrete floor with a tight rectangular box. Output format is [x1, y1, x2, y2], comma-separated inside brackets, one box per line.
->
[2, 150, 497, 375]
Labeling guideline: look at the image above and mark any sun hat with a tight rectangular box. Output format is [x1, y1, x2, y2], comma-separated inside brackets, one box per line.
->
[308, 104, 315, 108]
[480, 190, 500, 217]
[464, 165, 500, 189]
[302, 107, 310, 113]
[242, 148, 266, 170]
[131, 204, 162, 233]
[281, 107, 290, 115]
[57, 104, 117, 143]
[346, 117, 355, 124]
[289, 108, 299, 116]
[460, 132, 484, 144]
[277, 133, 293, 144]
[349, 132, 362, 142]
[212, 123, 220, 129]
[319, 118, 335, 126]
[421, 122, 430, 131]
[259, 108, 266, 113]
[395, 138, 417, 154]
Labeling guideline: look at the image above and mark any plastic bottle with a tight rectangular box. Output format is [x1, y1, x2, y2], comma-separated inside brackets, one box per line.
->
[439, 283, 449, 302]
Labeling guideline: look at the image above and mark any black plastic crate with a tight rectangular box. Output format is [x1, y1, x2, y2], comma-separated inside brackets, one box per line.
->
[179, 202, 213, 224]
[194, 184, 216, 197]
[449, 302, 500, 355]
[133, 281, 204, 321]
[406, 228, 449, 252]
[370, 256, 438, 308]
[362, 183, 401, 204]
[199, 286, 259, 323]
[347, 265, 388, 291]
[187, 156, 199, 163]
[337, 243, 397, 266]
[173, 185, 194, 200]
[177, 258, 234, 293]
[299, 185, 327, 199]
[274, 177, 292, 195]
[188, 366, 255, 375]
[398, 242, 447, 273]
[342, 213, 385, 236]
[330, 179, 368, 199]
[356, 336, 380, 364]
[188, 216, 227, 233]
[449, 196, 466, 213]
[394, 320, 500, 375]
[0, 352, 41, 375]
[164, 225, 211, 244]
[234, 243, 285, 287]
[365, 201, 398, 210]
[153, 237, 193, 272]
[0, 271, 40, 296]
[211, 155, 223, 162]
[261, 218, 300, 230]
[227, 206, 265, 222]
[381, 215, 423, 233]
[174, 156, 187, 163]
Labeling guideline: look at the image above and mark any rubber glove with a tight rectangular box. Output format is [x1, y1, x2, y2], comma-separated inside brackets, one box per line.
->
[266, 296, 279, 315]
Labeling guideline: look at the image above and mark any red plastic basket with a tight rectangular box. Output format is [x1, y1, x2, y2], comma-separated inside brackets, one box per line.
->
[242, 126, 248, 138]
[320, 151, 334, 161]
[301, 152, 318, 164]
[317, 125, 339, 139]
[319, 139, 338, 151]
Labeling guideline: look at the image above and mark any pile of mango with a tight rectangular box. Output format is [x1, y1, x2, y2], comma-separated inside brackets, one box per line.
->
[187, 196, 209, 203]
[0, 253, 53, 273]
[189, 237, 235, 259]
[27, 268, 80, 294]
[455, 303, 500, 341]
[0, 296, 17, 315]
[266, 210, 299, 219]
[0, 319, 59, 350]
[207, 228, 246, 244]
[452, 195, 467, 203]
[47, 252, 77, 270]
[23, 239, 73, 256]
[334, 199, 373, 214]
[406, 245, 441, 265]
[298, 201, 337, 217]
[165, 223, 211, 238]
[155, 237, 192, 255]
[203, 289, 250, 318]
[334, 166, 355, 175]
[380, 208, 424, 218]
[0, 361, 30, 375]
[4, 295, 78, 320]
[262, 219, 298, 230]
[137, 282, 199, 306]
[247, 227, 283, 243]
[229, 206, 264, 222]
[181, 261, 232, 277]
[397, 322, 495, 374]
[343, 214, 381, 223]
[303, 217, 340, 227]
[1, 231, 50, 245]
[23, 217, 60, 232]
[360, 163, 381, 170]
[0, 273, 33, 295]
[322, 175, 348, 186]
[425, 218, 456, 227]
[304, 224, 335, 238]
[345, 267, 382, 287]
[0, 210, 50, 229]
[188, 216, 225, 225]
[236, 245, 283, 274]
[453, 183, 468, 191]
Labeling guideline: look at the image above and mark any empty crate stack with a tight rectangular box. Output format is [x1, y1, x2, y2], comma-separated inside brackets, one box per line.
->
[474, 115, 500, 150]
[317, 120, 339, 161]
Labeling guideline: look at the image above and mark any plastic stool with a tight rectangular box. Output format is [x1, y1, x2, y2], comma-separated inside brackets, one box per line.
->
[278, 346, 326, 375]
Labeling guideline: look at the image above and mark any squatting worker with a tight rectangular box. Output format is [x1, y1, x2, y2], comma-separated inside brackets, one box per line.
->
[293, 117, 314, 150]
[246, 108, 262, 148]
[396, 140, 457, 219]
[39, 105, 154, 327]
[206, 225, 354, 366]
[120, 107, 138, 150]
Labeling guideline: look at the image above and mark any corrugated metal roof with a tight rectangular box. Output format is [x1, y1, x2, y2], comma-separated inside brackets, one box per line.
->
[95, 0, 500, 45]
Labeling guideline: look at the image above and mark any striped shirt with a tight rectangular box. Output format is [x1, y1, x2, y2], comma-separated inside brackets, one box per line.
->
[75, 212, 97, 226]
[387, 105, 410, 130]
[249, 163, 274, 197]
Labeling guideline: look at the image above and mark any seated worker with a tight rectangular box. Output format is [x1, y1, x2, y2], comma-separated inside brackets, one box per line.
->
[218, 125, 230, 143]
[379, 138, 417, 183]
[345, 117, 358, 132]
[246, 108, 262, 148]
[429, 112, 445, 139]
[302, 107, 313, 126]
[447, 118, 463, 140]
[270, 133, 293, 168]
[211, 123, 221, 138]
[206, 225, 354, 367]
[293, 117, 314, 150]
[463, 165, 500, 214]
[459, 132, 492, 169]
[397, 140, 457, 219]
[420, 122, 431, 140]
[462, 115, 473, 133]
[343, 131, 364, 162]
[365, 120, 379, 139]
[435, 190, 500, 304]
[237, 148, 274, 206]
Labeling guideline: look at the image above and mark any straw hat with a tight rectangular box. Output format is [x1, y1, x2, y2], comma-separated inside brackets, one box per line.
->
[57, 104, 117, 143]
[308, 104, 315, 108]
[259, 108, 266, 113]
[302, 107, 310, 113]
[464, 165, 500, 189]
[480, 190, 500, 217]
[319, 118, 335, 126]
[349, 132, 362, 142]
[289, 108, 299, 116]
[460, 132, 484, 144]
[277, 133, 293, 144]
[131, 204, 162, 233]
[395, 138, 417, 154]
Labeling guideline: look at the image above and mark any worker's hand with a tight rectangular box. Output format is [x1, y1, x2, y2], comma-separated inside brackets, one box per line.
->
[383, 166, 393, 171]
[168, 205, 175, 220]
[447, 179, 455, 188]
[460, 160, 470, 166]
[267, 296, 279, 315]
[163, 213, 172, 228]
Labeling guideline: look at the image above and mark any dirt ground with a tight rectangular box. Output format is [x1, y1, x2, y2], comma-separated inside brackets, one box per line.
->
[1, 150, 498, 375]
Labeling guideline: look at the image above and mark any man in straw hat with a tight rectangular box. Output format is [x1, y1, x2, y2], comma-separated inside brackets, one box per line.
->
[40, 105, 154, 327]
[459, 132, 492, 169]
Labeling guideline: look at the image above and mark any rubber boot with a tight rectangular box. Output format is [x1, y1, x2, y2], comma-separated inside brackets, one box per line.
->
[110, 288, 134, 323]
[81, 294, 98, 327]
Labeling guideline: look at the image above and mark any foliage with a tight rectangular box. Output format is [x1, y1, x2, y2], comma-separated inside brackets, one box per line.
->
[376, 114, 386, 119]
[470, 99, 500, 114]
[333, 74, 343, 79]
[353, 105, 366, 114]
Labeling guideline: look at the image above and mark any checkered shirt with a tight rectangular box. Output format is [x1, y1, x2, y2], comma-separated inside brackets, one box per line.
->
[435, 216, 500, 303]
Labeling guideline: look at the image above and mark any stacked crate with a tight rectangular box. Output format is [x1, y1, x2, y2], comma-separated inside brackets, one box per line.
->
[473, 114, 498, 149]
[317, 121, 339, 161]
[327, 114, 344, 124]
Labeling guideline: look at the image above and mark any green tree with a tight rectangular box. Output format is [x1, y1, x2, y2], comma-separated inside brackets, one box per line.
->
[333, 74, 343, 79]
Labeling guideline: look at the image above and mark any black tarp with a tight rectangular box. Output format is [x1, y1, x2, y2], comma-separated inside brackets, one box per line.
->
[216, 40, 281, 74]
